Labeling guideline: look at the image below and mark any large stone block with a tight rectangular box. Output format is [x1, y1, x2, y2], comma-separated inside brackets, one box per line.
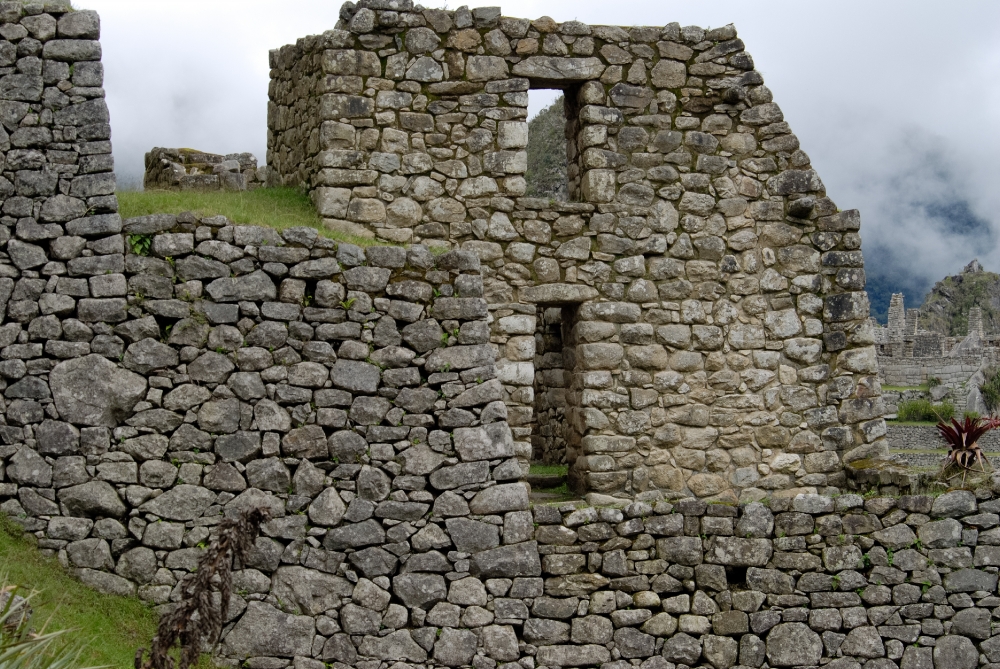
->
[222, 602, 315, 658]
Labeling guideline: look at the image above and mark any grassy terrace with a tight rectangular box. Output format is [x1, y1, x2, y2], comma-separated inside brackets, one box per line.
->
[117, 188, 390, 248]
[0, 515, 158, 668]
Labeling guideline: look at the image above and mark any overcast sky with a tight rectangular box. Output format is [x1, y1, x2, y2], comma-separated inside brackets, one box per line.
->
[85, 0, 1000, 316]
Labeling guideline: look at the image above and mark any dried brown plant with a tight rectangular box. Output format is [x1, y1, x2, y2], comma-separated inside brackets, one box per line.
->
[134, 507, 269, 669]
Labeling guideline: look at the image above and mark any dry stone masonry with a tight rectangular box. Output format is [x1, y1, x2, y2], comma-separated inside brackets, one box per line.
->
[267, 0, 883, 502]
[13, 4, 995, 669]
[144, 147, 269, 192]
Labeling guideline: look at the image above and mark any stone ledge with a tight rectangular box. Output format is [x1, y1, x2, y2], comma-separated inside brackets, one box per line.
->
[519, 283, 599, 304]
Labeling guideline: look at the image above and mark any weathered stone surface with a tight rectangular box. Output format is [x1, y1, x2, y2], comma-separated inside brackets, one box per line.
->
[766, 622, 822, 667]
[535, 645, 610, 667]
[707, 537, 772, 566]
[471, 542, 542, 578]
[58, 481, 126, 517]
[139, 485, 215, 521]
[222, 602, 315, 658]
[933, 635, 977, 669]
[50, 355, 146, 427]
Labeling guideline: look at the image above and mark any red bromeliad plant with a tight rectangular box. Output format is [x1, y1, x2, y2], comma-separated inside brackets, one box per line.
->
[936, 416, 1000, 483]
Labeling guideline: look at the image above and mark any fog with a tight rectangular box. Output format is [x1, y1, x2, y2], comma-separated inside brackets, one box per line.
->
[83, 0, 1000, 317]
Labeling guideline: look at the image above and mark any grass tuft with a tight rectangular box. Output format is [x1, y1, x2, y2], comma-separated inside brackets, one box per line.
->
[0, 513, 158, 669]
[116, 188, 391, 248]
[528, 464, 569, 477]
[897, 399, 954, 423]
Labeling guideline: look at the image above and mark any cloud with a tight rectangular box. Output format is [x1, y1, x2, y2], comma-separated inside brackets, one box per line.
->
[809, 110, 1000, 319]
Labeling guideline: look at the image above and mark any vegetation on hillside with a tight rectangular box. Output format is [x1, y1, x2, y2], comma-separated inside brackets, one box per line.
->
[0, 514, 158, 669]
[982, 368, 1000, 414]
[919, 260, 1000, 336]
[117, 188, 386, 247]
[525, 96, 568, 200]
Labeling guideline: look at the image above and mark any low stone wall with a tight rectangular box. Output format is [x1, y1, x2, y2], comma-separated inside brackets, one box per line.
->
[144, 147, 268, 191]
[888, 424, 1000, 452]
[878, 354, 987, 388]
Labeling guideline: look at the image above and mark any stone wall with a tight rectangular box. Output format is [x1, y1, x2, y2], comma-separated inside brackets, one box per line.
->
[878, 355, 990, 388]
[144, 147, 268, 192]
[266, 0, 884, 503]
[0, 3, 118, 266]
[888, 424, 1000, 453]
[16, 4, 1000, 669]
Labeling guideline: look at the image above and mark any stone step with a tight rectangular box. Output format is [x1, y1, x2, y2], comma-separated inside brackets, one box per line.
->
[527, 474, 566, 489]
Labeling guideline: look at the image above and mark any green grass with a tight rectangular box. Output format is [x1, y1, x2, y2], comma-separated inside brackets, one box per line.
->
[117, 188, 389, 248]
[897, 399, 954, 422]
[882, 385, 925, 393]
[528, 464, 569, 477]
[0, 514, 158, 669]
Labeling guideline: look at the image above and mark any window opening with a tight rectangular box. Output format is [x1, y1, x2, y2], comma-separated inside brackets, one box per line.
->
[525, 89, 570, 202]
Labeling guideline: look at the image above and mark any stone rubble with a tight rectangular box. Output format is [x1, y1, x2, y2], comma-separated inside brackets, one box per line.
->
[144, 147, 269, 192]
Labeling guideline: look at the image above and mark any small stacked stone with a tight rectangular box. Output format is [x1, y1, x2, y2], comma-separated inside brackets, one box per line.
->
[0, 2, 117, 270]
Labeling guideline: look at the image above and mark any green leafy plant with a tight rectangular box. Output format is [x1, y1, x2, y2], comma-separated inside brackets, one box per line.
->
[340, 298, 356, 311]
[0, 586, 97, 669]
[127, 234, 153, 256]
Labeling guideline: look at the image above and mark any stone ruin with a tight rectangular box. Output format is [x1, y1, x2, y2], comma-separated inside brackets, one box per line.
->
[268, 0, 884, 500]
[20, 5, 1000, 669]
[874, 293, 999, 415]
[144, 147, 268, 192]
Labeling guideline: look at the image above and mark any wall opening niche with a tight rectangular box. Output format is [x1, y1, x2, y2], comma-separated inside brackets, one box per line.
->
[524, 88, 577, 202]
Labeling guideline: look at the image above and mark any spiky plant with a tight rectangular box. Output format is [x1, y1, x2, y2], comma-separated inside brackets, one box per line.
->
[936, 416, 999, 484]
[0, 582, 97, 669]
[134, 507, 268, 669]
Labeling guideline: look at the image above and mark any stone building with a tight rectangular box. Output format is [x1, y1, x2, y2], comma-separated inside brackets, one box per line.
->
[13, 6, 1000, 669]
[267, 1, 883, 500]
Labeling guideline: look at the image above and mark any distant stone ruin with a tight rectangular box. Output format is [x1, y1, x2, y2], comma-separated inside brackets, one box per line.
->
[874, 294, 997, 414]
[143, 147, 268, 191]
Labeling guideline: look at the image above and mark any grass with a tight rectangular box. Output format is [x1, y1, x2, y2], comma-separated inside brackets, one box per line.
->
[116, 187, 389, 248]
[0, 514, 158, 669]
[897, 399, 954, 422]
[528, 463, 569, 477]
[882, 385, 925, 393]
